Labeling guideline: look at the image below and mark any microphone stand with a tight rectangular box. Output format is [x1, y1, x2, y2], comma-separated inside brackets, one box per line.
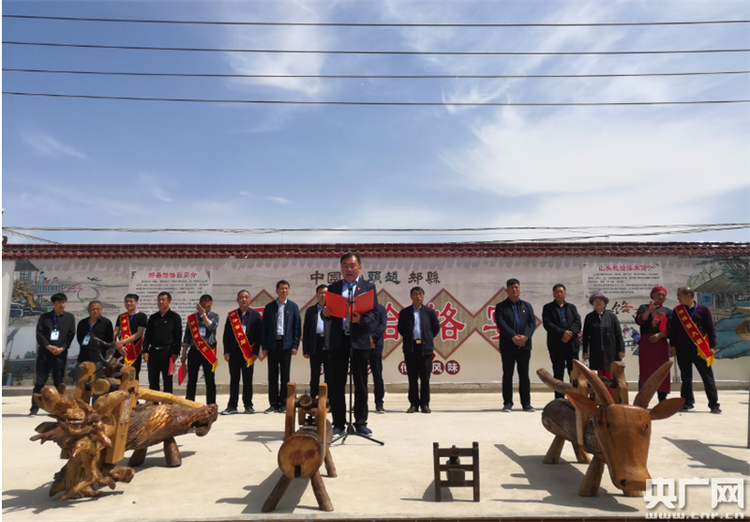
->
[333, 280, 384, 446]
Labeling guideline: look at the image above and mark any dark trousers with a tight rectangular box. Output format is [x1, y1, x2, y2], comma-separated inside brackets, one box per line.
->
[31, 351, 66, 411]
[131, 353, 143, 381]
[186, 347, 216, 405]
[330, 336, 370, 429]
[675, 348, 719, 409]
[227, 351, 254, 409]
[548, 347, 578, 399]
[308, 335, 326, 398]
[500, 346, 531, 407]
[267, 344, 292, 409]
[147, 349, 173, 393]
[405, 347, 431, 407]
[370, 349, 384, 407]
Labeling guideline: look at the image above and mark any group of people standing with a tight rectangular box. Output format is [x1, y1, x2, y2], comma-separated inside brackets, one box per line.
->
[498, 279, 720, 414]
[28, 254, 722, 422]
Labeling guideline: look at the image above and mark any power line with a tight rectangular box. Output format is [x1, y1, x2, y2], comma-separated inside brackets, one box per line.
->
[4, 92, 749, 106]
[4, 68, 749, 80]
[5, 223, 748, 235]
[4, 41, 749, 56]
[3, 14, 749, 28]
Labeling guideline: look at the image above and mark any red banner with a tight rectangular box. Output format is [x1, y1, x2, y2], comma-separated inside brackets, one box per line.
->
[228, 310, 255, 367]
[675, 304, 715, 367]
[119, 313, 143, 366]
[187, 313, 218, 372]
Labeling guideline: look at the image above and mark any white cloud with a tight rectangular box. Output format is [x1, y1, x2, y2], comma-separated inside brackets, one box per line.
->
[24, 132, 87, 160]
[266, 196, 291, 204]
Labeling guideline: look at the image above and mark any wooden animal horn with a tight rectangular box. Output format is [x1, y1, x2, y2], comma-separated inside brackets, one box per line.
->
[633, 360, 673, 408]
[572, 359, 613, 406]
[536, 368, 575, 396]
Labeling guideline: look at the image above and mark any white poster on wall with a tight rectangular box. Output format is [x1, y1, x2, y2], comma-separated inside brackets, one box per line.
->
[129, 269, 212, 318]
[583, 262, 663, 298]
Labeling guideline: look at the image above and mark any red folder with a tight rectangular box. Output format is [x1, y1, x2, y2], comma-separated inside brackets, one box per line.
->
[177, 361, 187, 385]
[326, 289, 375, 319]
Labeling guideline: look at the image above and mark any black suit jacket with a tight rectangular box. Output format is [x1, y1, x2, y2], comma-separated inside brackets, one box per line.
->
[370, 304, 388, 353]
[494, 298, 536, 350]
[302, 304, 330, 355]
[541, 301, 581, 352]
[223, 308, 262, 357]
[397, 305, 441, 356]
[326, 277, 379, 351]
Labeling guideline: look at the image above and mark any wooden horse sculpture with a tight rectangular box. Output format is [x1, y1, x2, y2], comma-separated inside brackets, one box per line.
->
[262, 382, 337, 512]
[537, 359, 684, 497]
[30, 347, 218, 500]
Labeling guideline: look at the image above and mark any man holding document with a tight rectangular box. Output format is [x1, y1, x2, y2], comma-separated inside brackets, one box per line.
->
[322, 253, 379, 436]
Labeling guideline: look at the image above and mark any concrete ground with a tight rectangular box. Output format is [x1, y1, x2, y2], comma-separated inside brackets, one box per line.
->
[3, 389, 749, 521]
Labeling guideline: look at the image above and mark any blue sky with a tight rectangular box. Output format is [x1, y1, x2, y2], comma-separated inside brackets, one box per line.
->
[2, 0, 749, 244]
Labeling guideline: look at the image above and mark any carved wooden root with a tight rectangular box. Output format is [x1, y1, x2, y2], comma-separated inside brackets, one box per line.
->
[31, 385, 218, 499]
[541, 399, 599, 454]
[31, 386, 135, 500]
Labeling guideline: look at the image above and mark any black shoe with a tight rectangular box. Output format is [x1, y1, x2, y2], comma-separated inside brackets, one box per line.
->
[375, 404, 385, 414]
[28, 409, 39, 417]
[278, 406, 286, 413]
[501, 404, 512, 412]
[406, 406, 418, 414]
[681, 405, 695, 412]
[264, 406, 277, 413]
[422, 405, 431, 414]
[221, 407, 238, 415]
[244, 407, 255, 414]
[355, 425, 373, 437]
[710, 407, 722, 414]
[522, 405, 535, 412]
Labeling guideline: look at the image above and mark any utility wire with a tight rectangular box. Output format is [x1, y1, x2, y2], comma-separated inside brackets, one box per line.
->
[3, 229, 61, 244]
[4, 92, 749, 106]
[5, 223, 748, 235]
[4, 41, 749, 56]
[4, 68, 749, 79]
[3, 14, 749, 27]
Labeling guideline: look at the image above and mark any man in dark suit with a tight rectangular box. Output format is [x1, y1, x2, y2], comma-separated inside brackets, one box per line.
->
[222, 289, 262, 415]
[495, 278, 537, 412]
[302, 284, 332, 398]
[143, 292, 182, 394]
[397, 287, 441, 413]
[322, 253, 379, 436]
[541, 283, 582, 398]
[261, 280, 301, 413]
[369, 303, 388, 413]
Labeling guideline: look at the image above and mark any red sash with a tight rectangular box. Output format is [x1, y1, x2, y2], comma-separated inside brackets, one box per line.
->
[675, 304, 715, 367]
[187, 313, 218, 372]
[119, 312, 143, 366]
[228, 309, 255, 367]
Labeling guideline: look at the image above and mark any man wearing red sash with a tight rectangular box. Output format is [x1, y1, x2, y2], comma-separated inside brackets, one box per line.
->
[113, 293, 148, 380]
[181, 294, 219, 405]
[635, 286, 672, 403]
[221, 289, 262, 415]
[668, 286, 720, 414]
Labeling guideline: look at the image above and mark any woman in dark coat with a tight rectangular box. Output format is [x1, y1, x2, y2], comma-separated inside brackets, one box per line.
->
[582, 292, 625, 384]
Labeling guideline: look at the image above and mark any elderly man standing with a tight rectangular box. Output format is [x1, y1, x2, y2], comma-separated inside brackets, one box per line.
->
[143, 292, 182, 393]
[541, 284, 581, 399]
[669, 286, 720, 414]
[30, 293, 76, 416]
[181, 294, 219, 405]
[495, 278, 537, 412]
[222, 290, 261, 415]
[76, 300, 114, 370]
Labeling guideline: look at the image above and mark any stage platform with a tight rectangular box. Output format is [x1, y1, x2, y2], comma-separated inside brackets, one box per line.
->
[3, 390, 748, 521]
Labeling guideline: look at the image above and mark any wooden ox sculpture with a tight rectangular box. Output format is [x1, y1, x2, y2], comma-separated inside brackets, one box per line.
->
[262, 382, 337, 512]
[31, 353, 218, 500]
[537, 359, 684, 497]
